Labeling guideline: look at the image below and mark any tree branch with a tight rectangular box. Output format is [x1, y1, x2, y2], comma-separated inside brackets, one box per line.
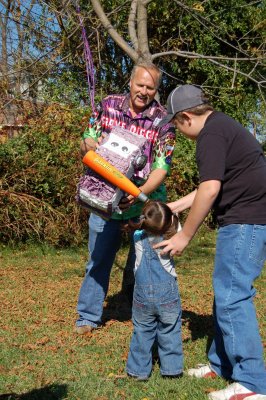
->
[152, 50, 265, 63]
[128, 0, 138, 51]
[137, 0, 151, 61]
[152, 50, 266, 104]
[90, 0, 138, 62]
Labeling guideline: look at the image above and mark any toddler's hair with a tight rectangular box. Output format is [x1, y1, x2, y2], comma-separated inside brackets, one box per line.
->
[128, 200, 179, 239]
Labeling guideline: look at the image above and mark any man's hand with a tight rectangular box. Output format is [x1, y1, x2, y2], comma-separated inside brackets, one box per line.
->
[80, 134, 106, 158]
[80, 137, 97, 157]
[119, 194, 136, 211]
[153, 230, 191, 257]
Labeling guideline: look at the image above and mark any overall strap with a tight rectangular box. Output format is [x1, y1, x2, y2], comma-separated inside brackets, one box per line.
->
[136, 233, 173, 282]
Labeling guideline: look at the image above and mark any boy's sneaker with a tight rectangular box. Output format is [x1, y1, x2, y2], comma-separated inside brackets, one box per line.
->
[208, 382, 266, 400]
[187, 364, 217, 378]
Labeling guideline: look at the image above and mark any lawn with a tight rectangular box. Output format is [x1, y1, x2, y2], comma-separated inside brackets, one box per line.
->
[0, 227, 265, 400]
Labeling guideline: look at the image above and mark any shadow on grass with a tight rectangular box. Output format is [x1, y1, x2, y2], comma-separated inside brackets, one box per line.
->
[0, 383, 68, 400]
[102, 290, 132, 323]
[182, 309, 214, 353]
[103, 292, 214, 353]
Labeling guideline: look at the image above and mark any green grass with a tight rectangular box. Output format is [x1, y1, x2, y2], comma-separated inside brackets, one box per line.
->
[0, 227, 265, 400]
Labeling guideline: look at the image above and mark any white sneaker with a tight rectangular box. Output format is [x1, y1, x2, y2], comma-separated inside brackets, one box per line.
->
[187, 364, 217, 378]
[208, 382, 266, 400]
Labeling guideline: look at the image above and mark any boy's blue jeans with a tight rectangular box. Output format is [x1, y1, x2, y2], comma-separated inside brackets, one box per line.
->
[209, 224, 266, 394]
[76, 213, 135, 328]
[126, 235, 183, 378]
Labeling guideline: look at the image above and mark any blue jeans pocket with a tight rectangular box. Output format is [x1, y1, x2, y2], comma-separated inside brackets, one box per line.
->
[160, 299, 180, 324]
[249, 225, 266, 265]
[89, 213, 107, 233]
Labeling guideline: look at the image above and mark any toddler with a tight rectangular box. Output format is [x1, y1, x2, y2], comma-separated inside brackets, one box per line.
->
[126, 200, 183, 380]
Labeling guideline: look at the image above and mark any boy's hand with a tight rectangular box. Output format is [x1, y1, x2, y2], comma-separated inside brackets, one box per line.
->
[153, 230, 191, 257]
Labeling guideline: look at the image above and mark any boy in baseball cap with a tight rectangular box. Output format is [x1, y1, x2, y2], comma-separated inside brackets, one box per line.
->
[158, 84, 209, 127]
[156, 84, 266, 400]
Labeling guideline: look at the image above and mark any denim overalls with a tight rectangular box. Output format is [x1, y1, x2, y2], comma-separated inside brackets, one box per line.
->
[126, 231, 183, 379]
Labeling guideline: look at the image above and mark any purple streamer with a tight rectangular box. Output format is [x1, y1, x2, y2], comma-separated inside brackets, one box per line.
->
[77, 5, 96, 114]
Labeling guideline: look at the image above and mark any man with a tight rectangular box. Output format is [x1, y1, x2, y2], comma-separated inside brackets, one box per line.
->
[155, 84, 266, 400]
[76, 62, 176, 334]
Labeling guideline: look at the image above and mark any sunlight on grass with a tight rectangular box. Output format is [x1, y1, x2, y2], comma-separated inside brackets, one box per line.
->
[0, 227, 265, 399]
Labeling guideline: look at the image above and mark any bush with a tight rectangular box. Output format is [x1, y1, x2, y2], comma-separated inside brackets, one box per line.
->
[0, 103, 89, 246]
[166, 133, 198, 200]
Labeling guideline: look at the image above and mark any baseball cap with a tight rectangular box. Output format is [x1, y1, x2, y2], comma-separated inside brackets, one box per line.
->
[158, 84, 206, 127]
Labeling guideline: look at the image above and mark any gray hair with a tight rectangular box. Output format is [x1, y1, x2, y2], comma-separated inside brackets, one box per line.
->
[131, 61, 162, 89]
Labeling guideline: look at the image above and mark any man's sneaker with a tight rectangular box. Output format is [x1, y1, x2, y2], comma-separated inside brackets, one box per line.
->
[75, 325, 95, 334]
[208, 382, 266, 400]
[187, 364, 217, 378]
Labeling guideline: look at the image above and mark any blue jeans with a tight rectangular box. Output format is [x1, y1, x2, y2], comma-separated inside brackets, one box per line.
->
[126, 234, 183, 378]
[76, 213, 135, 328]
[208, 224, 266, 394]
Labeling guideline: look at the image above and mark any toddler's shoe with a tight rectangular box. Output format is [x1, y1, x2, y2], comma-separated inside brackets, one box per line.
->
[208, 382, 266, 400]
[162, 373, 183, 379]
[127, 372, 149, 381]
[187, 364, 217, 378]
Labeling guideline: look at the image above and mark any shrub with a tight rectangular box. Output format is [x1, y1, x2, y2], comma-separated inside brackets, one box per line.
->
[166, 133, 198, 200]
[0, 103, 89, 246]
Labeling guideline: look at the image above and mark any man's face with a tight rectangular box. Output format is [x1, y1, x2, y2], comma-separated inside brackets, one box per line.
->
[129, 67, 159, 114]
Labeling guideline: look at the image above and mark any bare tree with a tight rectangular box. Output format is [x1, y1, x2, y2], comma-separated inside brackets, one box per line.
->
[0, 0, 41, 97]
